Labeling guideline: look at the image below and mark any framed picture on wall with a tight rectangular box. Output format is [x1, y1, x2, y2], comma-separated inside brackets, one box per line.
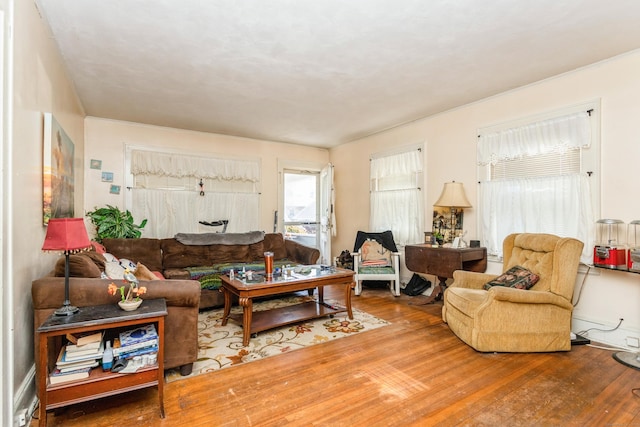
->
[432, 206, 464, 243]
[43, 113, 75, 225]
[102, 172, 114, 182]
[109, 185, 121, 195]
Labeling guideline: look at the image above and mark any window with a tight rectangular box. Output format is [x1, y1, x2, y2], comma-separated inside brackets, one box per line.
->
[370, 147, 424, 247]
[282, 170, 319, 249]
[477, 103, 600, 263]
[125, 148, 260, 237]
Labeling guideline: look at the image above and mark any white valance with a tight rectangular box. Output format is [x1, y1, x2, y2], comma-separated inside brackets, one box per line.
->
[477, 111, 591, 166]
[370, 149, 422, 179]
[131, 150, 260, 182]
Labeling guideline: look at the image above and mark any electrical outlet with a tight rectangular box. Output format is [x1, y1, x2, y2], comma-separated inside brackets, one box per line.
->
[16, 408, 27, 426]
[626, 336, 640, 348]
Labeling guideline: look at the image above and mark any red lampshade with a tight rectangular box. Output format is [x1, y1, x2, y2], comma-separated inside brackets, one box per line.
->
[42, 218, 91, 253]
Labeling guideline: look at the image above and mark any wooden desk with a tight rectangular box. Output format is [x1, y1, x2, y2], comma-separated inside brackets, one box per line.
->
[405, 245, 487, 303]
[36, 299, 167, 426]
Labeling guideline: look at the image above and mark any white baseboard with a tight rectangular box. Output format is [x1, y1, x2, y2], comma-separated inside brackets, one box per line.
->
[572, 315, 640, 351]
[13, 365, 37, 426]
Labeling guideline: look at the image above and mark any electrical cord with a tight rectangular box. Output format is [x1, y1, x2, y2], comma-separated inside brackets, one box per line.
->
[572, 263, 590, 307]
[586, 342, 628, 351]
[576, 317, 623, 338]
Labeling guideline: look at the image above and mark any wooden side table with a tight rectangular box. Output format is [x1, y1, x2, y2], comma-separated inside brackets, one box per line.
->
[36, 298, 167, 426]
[405, 245, 487, 303]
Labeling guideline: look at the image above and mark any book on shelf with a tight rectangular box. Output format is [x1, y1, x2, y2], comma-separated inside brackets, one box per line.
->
[67, 333, 103, 353]
[65, 331, 103, 347]
[119, 324, 158, 347]
[49, 367, 91, 385]
[57, 341, 105, 364]
[57, 360, 99, 373]
[112, 337, 159, 357]
[64, 341, 103, 356]
[118, 345, 158, 360]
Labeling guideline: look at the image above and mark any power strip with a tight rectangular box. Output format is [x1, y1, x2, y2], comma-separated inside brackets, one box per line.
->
[571, 333, 590, 346]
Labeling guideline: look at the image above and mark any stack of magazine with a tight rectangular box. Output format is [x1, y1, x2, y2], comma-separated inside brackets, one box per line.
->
[113, 324, 159, 363]
[50, 332, 104, 385]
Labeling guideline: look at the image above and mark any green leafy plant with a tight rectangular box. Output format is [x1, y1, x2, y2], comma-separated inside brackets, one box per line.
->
[86, 205, 147, 243]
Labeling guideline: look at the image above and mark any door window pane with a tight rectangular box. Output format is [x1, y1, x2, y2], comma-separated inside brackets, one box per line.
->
[283, 172, 319, 249]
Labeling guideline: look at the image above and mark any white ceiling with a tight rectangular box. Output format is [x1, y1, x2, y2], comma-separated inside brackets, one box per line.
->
[35, 0, 640, 148]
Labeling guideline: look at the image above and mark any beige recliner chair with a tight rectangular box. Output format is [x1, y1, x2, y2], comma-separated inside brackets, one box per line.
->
[442, 233, 584, 352]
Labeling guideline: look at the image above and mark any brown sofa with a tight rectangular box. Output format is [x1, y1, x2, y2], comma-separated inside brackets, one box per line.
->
[101, 232, 321, 309]
[32, 277, 200, 376]
[32, 232, 319, 378]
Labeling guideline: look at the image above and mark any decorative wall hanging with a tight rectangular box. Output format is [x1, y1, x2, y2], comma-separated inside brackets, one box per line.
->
[43, 113, 75, 225]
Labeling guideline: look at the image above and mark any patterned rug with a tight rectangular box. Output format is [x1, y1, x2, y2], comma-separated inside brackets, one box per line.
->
[165, 293, 390, 382]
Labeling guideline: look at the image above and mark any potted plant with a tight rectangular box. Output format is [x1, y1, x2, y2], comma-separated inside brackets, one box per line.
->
[86, 205, 147, 243]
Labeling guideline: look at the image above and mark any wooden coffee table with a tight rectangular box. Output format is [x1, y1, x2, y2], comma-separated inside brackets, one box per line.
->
[220, 267, 355, 346]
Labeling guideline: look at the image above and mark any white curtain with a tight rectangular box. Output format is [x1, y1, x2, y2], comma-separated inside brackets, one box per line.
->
[132, 189, 259, 238]
[130, 150, 260, 238]
[477, 111, 591, 165]
[479, 175, 594, 263]
[131, 150, 260, 182]
[478, 111, 594, 263]
[370, 150, 423, 247]
[370, 189, 422, 247]
[319, 164, 335, 265]
[371, 150, 422, 182]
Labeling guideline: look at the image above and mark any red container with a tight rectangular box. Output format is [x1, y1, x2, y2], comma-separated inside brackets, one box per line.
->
[594, 219, 627, 270]
[628, 220, 640, 272]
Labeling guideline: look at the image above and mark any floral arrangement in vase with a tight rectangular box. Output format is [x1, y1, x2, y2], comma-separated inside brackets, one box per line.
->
[108, 269, 147, 310]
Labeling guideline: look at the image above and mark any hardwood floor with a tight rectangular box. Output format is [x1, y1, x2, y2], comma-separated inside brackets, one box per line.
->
[34, 286, 640, 426]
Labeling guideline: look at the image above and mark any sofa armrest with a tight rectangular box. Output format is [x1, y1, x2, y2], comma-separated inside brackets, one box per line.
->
[284, 239, 320, 265]
[488, 286, 574, 310]
[450, 270, 498, 290]
[32, 277, 200, 310]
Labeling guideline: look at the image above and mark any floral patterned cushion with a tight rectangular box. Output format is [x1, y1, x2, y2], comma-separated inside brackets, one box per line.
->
[483, 265, 540, 290]
[360, 239, 392, 266]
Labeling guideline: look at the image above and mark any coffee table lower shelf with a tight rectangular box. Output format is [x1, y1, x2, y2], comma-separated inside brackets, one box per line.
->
[227, 301, 344, 337]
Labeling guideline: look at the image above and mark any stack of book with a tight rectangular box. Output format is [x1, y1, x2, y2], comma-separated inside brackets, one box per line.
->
[50, 331, 104, 385]
[113, 324, 158, 362]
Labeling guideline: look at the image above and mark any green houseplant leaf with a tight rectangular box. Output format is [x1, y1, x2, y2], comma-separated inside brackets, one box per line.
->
[86, 205, 147, 243]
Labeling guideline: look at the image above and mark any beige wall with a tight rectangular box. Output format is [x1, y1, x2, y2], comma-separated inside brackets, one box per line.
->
[10, 0, 86, 419]
[330, 50, 640, 347]
[83, 118, 330, 234]
[11, 2, 640, 419]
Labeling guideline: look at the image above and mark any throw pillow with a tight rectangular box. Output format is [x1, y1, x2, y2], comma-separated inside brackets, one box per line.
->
[55, 254, 102, 278]
[103, 252, 119, 263]
[119, 258, 137, 271]
[81, 251, 107, 272]
[104, 261, 125, 280]
[91, 241, 107, 254]
[134, 262, 158, 281]
[360, 239, 392, 266]
[483, 265, 540, 290]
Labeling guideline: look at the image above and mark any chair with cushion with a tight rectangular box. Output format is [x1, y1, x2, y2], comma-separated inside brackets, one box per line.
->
[442, 233, 584, 352]
[352, 230, 401, 297]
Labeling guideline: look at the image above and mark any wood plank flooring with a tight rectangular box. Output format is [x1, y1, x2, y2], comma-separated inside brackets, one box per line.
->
[33, 286, 640, 426]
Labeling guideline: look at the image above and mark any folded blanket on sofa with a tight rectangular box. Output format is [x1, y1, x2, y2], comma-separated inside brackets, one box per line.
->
[175, 231, 265, 246]
[186, 260, 297, 290]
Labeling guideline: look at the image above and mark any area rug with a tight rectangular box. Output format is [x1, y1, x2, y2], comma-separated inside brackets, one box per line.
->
[165, 294, 390, 382]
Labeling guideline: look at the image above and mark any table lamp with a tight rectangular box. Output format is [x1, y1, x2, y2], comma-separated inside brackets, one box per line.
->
[42, 218, 92, 316]
[434, 181, 472, 243]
